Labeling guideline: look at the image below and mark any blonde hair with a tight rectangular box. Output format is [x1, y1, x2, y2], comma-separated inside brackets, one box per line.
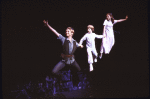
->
[66, 27, 74, 35]
[87, 25, 94, 31]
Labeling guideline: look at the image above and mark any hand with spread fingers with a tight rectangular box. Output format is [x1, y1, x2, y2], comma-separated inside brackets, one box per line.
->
[43, 20, 48, 26]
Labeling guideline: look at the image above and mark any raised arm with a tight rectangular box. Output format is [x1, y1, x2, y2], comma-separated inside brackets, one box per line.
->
[43, 20, 60, 37]
[116, 15, 128, 23]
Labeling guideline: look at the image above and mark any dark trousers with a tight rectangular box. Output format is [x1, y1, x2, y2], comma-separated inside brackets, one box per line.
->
[52, 60, 81, 86]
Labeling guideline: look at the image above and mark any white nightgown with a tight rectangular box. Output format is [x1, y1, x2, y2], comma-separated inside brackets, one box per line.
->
[100, 19, 117, 54]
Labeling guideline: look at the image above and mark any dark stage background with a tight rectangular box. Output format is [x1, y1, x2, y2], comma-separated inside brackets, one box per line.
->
[2, 0, 149, 98]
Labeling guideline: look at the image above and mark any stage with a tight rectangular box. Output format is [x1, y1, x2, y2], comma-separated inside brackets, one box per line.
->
[2, 0, 149, 98]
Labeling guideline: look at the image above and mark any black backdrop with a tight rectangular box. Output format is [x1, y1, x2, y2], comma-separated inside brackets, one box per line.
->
[2, 0, 149, 98]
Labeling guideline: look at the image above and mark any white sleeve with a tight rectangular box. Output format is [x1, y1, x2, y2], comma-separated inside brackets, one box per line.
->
[94, 33, 103, 39]
[79, 34, 87, 45]
[103, 20, 107, 26]
[113, 20, 117, 24]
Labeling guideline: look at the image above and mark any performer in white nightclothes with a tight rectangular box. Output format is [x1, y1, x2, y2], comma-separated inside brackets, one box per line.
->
[99, 13, 128, 59]
[79, 25, 105, 72]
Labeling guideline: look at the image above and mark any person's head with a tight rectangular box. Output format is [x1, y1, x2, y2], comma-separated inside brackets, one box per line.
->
[87, 25, 94, 33]
[106, 13, 114, 23]
[66, 27, 74, 37]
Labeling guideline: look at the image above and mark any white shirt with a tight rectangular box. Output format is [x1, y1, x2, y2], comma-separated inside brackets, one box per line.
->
[79, 33, 103, 49]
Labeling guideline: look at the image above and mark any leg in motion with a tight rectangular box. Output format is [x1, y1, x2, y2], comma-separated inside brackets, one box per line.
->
[71, 60, 81, 87]
[51, 61, 66, 94]
[92, 48, 98, 63]
[87, 48, 94, 72]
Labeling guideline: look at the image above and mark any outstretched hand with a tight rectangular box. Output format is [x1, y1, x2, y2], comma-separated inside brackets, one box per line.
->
[125, 15, 128, 20]
[43, 20, 48, 26]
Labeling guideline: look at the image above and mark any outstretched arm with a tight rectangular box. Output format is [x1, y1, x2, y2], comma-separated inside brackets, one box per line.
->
[95, 33, 106, 39]
[116, 15, 128, 23]
[75, 41, 84, 48]
[79, 34, 87, 45]
[43, 20, 60, 37]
